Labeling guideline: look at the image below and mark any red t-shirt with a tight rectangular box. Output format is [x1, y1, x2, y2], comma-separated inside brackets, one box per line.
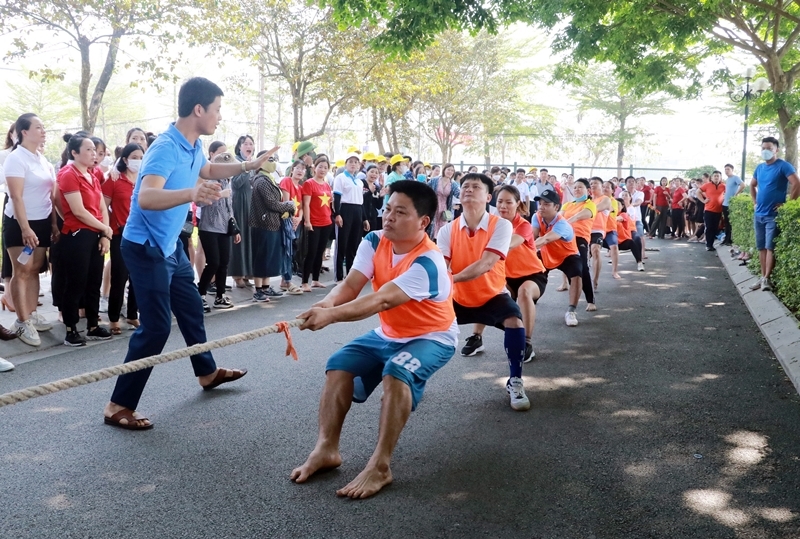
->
[91, 166, 106, 185]
[280, 177, 303, 216]
[671, 187, 685, 210]
[302, 179, 332, 227]
[655, 186, 669, 206]
[102, 177, 135, 233]
[699, 181, 726, 213]
[642, 185, 653, 206]
[57, 163, 104, 234]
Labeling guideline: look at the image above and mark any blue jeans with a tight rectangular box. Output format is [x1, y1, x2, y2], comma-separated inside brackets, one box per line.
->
[110, 239, 216, 410]
[754, 214, 779, 250]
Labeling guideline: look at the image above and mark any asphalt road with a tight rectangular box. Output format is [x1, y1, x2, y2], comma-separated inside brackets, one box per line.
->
[1, 240, 799, 539]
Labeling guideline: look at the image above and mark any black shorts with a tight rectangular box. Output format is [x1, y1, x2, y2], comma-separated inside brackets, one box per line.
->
[506, 272, 547, 303]
[2, 214, 52, 249]
[590, 232, 604, 246]
[454, 294, 522, 330]
[551, 254, 583, 279]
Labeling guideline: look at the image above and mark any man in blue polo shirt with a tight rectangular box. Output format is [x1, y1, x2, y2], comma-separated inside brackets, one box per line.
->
[750, 136, 800, 292]
[103, 77, 279, 430]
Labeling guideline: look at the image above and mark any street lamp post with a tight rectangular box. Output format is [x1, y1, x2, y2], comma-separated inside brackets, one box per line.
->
[728, 67, 770, 180]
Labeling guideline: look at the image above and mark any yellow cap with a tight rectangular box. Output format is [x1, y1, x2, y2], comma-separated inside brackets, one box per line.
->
[346, 146, 360, 154]
[335, 159, 345, 168]
[362, 151, 377, 161]
[292, 142, 300, 153]
[423, 162, 431, 167]
[375, 155, 387, 163]
[528, 167, 538, 173]
[390, 154, 406, 166]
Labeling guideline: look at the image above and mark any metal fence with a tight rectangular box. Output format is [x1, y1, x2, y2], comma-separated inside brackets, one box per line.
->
[455, 162, 693, 179]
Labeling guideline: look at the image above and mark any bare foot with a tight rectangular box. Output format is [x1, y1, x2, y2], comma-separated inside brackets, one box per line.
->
[301, 284, 312, 293]
[586, 303, 597, 312]
[336, 464, 393, 499]
[556, 284, 568, 292]
[290, 447, 342, 483]
[311, 281, 327, 289]
[612, 273, 622, 280]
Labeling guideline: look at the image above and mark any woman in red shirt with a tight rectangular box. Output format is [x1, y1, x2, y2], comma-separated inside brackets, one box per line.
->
[102, 142, 143, 334]
[301, 157, 333, 292]
[56, 134, 114, 346]
[670, 178, 687, 239]
[650, 177, 671, 239]
[280, 160, 305, 294]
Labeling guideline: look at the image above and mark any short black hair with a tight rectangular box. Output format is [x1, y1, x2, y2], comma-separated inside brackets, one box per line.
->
[762, 136, 780, 147]
[460, 172, 494, 194]
[234, 135, 254, 158]
[387, 180, 437, 222]
[208, 141, 226, 156]
[724, 163, 734, 169]
[712, 170, 722, 175]
[625, 176, 636, 182]
[576, 178, 590, 189]
[589, 176, 603, 183]
[178, 77, 224, 118]
[516, 168, 526, 174]
[540, 168, 548, 173]
[117, 143, 144, 173]
[67, 133, 92, 160]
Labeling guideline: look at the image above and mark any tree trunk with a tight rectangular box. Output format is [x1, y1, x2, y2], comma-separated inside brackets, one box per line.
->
[616, 115, 626, 178]
[292, 85, 301, 142]
[372, 108, 385, 154]
[782, 122, 798, 168]
[764, 57, 797, 167]
[78, 37, 92, 132]
[84, 31, 123, 133]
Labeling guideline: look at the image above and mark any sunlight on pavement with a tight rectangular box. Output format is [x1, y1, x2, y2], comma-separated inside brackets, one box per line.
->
[493, 374, 608, 391]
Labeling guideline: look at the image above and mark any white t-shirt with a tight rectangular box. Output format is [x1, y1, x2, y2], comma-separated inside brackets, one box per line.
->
[3, 146, 55, 220]
[332, 171, 363, 205]
[629, 190, 644, 222]
[513, 181, 531, 202]
[351, 231, 459, 347]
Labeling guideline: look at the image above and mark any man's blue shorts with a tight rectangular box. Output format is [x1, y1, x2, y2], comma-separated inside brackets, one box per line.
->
[754, 214, 779, 251]
[326, 330, 455, 410]
[604, 231, 619, 247]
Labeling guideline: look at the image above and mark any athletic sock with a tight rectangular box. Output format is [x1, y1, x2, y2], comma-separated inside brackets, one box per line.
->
[525, 336, 532, 346]
[568, 305, 576, 313]
[504, 327, 525, 379]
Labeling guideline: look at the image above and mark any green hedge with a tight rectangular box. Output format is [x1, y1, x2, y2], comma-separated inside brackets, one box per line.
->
[728, 194, 800, 314]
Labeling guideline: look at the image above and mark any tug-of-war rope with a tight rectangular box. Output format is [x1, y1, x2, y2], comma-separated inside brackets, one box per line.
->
[0, 318, 305, 408]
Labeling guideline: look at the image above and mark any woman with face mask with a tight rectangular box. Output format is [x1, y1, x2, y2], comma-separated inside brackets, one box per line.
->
[103, 143, 143, 334]
[229, 135, 256, 288]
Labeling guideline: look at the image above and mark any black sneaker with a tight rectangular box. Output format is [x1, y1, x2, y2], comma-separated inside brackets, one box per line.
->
[706, 247, 716, 252]
[64, 330, 86, 347]
[87, 326, 112, 341]
[213, 296, 234, 309]
[461, 334, 485, 357]
[208, 284, 217, 294]
[263, 286, 284, 298]
[523, 343, 536, 363]
[202, 298, 211, 313]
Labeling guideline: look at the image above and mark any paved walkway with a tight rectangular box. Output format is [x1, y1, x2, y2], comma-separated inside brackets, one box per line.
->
[1, 240, 799, 538]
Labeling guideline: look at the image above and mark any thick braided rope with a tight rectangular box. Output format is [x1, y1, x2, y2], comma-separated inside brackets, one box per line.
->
[0, 318, 305, 408]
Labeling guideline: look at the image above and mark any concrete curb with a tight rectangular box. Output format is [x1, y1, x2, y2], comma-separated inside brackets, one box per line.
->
[718, 248, 800, 395]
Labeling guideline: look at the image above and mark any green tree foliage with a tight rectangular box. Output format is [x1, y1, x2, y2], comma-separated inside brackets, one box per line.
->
[684, 165, 718, 179]
[0, 0, 192, 133]
[323, 0, 800, 165]
[570, 64, 672, 177]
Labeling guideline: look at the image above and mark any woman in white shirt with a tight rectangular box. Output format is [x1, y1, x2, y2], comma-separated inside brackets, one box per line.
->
[332, 152, 369, 282]
[2, 113, 58, 346]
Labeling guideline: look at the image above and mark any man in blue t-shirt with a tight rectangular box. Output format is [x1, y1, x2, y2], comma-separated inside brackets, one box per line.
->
[103, 77, 279, 430]
[750, 136, 800, 292]
[721, 163, 744, 246]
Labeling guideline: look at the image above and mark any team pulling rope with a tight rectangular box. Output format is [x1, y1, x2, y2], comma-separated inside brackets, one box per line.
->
[0, 318, 304, 408]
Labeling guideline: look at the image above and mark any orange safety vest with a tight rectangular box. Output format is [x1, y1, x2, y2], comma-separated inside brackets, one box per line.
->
[373, 234, 455, 339]
[561, 200, 596, 241]
[535, 213, 579, 269]
[506, 214, 546, 278]
[449, 214, 507, 307]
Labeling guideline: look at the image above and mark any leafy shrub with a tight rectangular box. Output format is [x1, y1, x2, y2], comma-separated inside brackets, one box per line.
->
[728, 195, 760, 274]
[773, 198, 800, 314]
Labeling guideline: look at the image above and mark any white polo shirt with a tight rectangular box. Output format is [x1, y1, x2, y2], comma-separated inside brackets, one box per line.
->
[3, 146, 55, 220]
[332, 171, 364, 205]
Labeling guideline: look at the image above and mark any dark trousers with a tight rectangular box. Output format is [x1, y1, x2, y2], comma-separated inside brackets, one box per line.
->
[619, 239, 642, 262]
[575, 237, 595, 304]
[59, 229, 104, 330]
[704, 210, 722, 249]
[197, 230, 231, 299]
[109, 231, 138, 323]
[722, 205, 732, 244]
[110, 239, 216, 411]
[671, 208, 685, 238]
[303, 224, 333, 284]
[652, 205, 670, 238]
[334, 203, 363, 281]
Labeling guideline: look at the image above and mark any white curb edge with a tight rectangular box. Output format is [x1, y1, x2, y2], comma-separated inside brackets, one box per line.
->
[718, 249, 800, 396]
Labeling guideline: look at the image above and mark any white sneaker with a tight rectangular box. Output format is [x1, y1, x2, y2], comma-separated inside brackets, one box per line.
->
[0, 357, 14, 372]
[565, 311, 578, 327]
[29, 311, 52, 332]
[507, 377, 531, 411]
[762, 278, 773, 292]
[14, 319, 41, 347]
[749, 277, 763, 291]
[99, 296, 109, 314]
[637, 262, 645, 272]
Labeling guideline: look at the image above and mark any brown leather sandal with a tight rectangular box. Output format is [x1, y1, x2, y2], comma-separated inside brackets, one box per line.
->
[202, 368, 248, 391]
[104, 409, 153, 430]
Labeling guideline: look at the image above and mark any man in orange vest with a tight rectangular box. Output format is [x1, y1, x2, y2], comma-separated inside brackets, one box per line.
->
[291, 180, 457, 500]
[436, 173, 530, 412]
[532, 188, 584, 327]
